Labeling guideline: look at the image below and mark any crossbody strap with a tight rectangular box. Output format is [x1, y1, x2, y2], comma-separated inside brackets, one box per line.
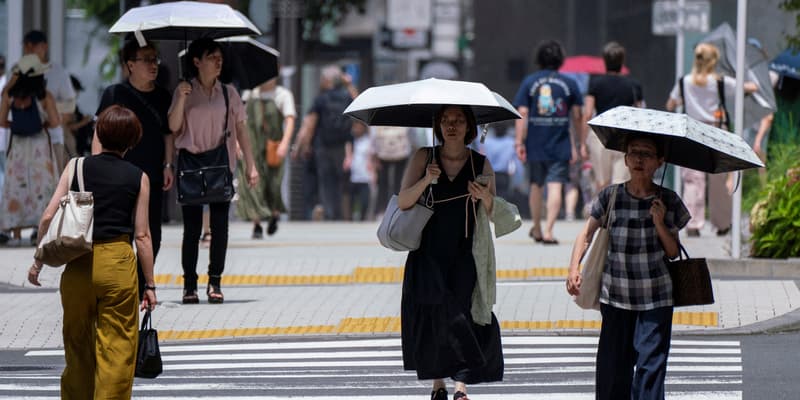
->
[121, 81, 163, 128]
[221, 83, 230, 139]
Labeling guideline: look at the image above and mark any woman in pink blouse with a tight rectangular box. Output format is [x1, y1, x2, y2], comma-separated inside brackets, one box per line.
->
[168, 38, 258, 304]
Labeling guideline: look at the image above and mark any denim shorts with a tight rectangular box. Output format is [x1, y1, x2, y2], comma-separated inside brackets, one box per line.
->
[528, 159, 569, 186]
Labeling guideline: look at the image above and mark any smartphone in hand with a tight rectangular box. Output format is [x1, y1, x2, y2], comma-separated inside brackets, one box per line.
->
[475, 174, 492, 187]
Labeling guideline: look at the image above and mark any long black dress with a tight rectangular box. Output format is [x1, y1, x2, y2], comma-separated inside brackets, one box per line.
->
[401, 147, 504, 383]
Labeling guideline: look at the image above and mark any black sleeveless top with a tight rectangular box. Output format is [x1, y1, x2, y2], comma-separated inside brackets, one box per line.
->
[70, 153, 142, 240]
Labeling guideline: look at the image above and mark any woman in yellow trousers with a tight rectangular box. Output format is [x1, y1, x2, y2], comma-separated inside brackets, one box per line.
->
[28, 105, 158, 399]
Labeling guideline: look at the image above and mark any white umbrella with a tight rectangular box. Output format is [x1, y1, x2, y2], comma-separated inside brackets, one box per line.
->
[108, 1, 261, 41]
[343, 78, 520, 128]
[588, 106, 763, 173]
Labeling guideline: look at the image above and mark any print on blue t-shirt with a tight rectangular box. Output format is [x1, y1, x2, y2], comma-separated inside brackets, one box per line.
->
[513, 70, 582, 162]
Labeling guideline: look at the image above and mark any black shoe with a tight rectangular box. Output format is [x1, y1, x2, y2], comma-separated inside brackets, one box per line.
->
[30, 229, 38, 246]
[0, 232, 9, 244]
[716, 226, 731, 236]
[431, 388, 447, 400]
[252, 223, 263, 239]
[267, 216, 278, 236]
[687, 228, 700, 237]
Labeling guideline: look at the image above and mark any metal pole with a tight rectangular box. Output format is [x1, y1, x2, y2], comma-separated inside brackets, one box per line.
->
[732, 0, 747, 259]
[673, 0, 685, 193]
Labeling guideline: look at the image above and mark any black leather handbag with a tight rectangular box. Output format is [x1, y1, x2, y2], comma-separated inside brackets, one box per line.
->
[176, 85, 234, 205]
[135, 309, 162, 379]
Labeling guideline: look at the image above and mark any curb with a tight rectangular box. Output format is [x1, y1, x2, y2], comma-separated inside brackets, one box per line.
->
[707, 258, 800, 279]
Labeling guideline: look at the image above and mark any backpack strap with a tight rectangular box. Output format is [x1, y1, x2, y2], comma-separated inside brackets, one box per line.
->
[716, 77, 730, 129]
[678, 76, 685, 113]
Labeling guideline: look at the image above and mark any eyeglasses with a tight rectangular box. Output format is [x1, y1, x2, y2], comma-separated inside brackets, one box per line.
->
[626, 150, 657, 160]
[133, 57, 161, 65]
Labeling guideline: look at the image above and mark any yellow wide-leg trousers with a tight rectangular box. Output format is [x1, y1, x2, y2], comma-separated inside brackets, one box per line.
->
[59, 238, 139, 400]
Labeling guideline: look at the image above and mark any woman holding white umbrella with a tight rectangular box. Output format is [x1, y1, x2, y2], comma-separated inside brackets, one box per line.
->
[399, 105, 503, 400]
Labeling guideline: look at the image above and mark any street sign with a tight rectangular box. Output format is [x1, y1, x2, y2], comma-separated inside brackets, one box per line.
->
[387, 0, 432, 30]
[652, 0, 711, 36]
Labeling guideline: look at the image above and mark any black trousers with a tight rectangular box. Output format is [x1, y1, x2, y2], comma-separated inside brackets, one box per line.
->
[137, 181, 162, 300]
[181, 202, 230, 291]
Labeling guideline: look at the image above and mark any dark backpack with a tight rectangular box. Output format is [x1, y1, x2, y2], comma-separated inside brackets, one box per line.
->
[318, 88, 353, 146]
[10, 99, 43, 137]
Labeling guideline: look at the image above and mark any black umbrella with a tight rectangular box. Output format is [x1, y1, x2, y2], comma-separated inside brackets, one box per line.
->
[180, 37, 279, 91]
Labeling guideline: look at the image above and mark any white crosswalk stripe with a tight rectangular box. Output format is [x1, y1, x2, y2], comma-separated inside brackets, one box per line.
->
[3, 336, 742, 399]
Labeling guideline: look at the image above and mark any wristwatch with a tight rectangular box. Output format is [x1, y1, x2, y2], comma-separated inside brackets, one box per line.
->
[144, 285, 157, 291]
[163, 163, 173, 170]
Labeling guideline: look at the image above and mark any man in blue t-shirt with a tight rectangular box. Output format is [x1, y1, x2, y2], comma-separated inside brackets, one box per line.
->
[513, 40, 583, 245]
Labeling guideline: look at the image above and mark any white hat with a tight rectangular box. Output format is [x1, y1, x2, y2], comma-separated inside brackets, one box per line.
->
[13, 54, 50, 77]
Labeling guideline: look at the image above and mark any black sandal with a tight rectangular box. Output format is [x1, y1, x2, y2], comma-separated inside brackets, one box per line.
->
[182, 289, 199, 304]
[207, 284, 224, 304]
[431, 388, 447, 400]
[453, 391, 469, 400]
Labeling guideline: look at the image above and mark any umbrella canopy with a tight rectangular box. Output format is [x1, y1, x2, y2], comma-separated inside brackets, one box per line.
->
[588, 106, 764, 173]
[700, 23, 776, 128]
[559, 55, 630, 75]
[343, 78, 520, 127]
[770, 48, 800, 81]
[109, 1, 261, 40]
[180, 37, 279, 91]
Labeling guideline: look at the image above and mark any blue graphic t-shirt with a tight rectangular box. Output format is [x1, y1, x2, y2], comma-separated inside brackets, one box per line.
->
[513, 70, 582, 161]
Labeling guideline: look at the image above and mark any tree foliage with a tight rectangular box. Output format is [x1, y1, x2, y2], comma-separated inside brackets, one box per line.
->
[781, 0, 800, 49]
[303, 0, 367, 42]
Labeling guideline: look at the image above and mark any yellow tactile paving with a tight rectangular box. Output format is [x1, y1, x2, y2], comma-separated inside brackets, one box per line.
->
[154, 266, 572, 288]
[158, 312, 718, 340]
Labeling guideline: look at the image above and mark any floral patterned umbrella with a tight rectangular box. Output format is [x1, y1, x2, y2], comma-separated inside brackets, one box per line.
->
[588, 106, 764, 173]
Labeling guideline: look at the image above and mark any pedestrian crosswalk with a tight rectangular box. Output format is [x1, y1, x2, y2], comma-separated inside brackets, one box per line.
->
[5, 336, 742, 399]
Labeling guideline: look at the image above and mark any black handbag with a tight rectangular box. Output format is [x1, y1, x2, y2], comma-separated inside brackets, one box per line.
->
[667, 245, 715, 307]
[135, 309, 163, 379]
[176, 84, 235, 205]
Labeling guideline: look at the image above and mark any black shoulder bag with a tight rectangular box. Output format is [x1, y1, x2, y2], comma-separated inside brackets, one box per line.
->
[176, 84, 235, 205]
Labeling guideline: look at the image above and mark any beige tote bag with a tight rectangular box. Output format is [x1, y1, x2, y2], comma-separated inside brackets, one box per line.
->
[574, 185, 618, 310]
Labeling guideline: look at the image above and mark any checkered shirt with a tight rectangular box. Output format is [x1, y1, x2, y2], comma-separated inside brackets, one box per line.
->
[591, 183, 691, 311]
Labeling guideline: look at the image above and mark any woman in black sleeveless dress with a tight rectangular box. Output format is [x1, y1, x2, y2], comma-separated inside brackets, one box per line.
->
[397, 105, 503, 400]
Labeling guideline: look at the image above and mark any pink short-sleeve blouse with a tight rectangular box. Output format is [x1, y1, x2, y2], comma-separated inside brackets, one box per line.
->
[169, 78, 246, 171]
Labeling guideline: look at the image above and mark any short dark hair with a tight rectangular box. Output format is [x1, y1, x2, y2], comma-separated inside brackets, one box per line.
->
[536, 40, 565, 70]
[624, 134, 664, 158]
[186, 37, 222, 78]
[120, 39, 157, 65]
[23, 30, 47, 45]
[603, 41, 625, 73]
[95, 105, 142, 152]
[433, 105, 478, 145]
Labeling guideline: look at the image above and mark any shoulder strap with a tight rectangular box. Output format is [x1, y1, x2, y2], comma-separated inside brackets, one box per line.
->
[221, 83, 230, 136]
[678, 76, 685, 113]
[76, 157, 86, 192]
[121, 81, 163, 127]
[603, 184, 619, 227]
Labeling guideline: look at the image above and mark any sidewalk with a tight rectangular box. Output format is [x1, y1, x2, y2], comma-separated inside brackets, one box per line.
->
[1, 220, 798, 349]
